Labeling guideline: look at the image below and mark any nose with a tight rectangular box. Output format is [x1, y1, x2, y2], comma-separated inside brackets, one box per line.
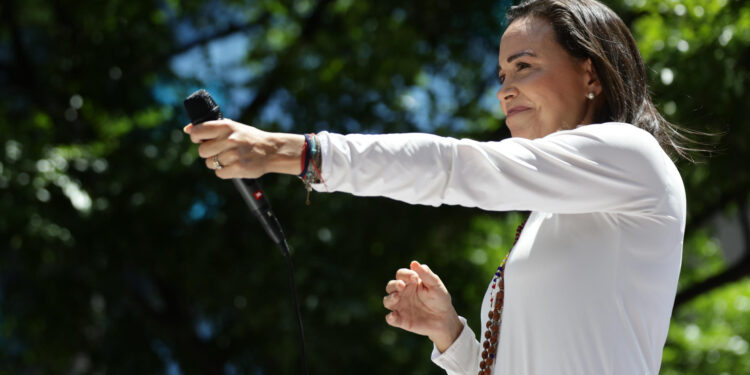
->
[496, 84, 517, 112]
[497, 83, 517, 102]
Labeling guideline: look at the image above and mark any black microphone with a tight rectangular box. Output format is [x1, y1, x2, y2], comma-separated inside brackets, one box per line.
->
[184, 89, 286, 247]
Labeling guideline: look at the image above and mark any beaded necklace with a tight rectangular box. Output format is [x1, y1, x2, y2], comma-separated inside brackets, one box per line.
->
[478, 217, 527, 375]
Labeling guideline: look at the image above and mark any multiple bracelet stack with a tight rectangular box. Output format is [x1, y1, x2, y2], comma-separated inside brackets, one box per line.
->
[299, 133, 324, 205]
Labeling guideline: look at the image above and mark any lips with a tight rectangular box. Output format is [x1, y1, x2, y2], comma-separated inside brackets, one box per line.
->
[506, 106, 531, 117]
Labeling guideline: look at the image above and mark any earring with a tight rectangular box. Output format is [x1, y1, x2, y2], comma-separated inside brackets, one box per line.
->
[587, 92, 595, 100]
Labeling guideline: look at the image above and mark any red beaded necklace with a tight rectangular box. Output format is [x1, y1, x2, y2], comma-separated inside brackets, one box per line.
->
[478, 217, 528, 375]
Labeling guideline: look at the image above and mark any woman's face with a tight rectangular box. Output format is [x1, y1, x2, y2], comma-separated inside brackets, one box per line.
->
[497, 16, 601, 139]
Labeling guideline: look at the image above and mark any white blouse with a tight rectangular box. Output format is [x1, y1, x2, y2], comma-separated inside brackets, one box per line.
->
[312, 123, 686, 375]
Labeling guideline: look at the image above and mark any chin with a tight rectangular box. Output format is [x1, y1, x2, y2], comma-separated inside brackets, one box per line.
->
[508, 130, 533, 140]
[507, 124, 533, 140]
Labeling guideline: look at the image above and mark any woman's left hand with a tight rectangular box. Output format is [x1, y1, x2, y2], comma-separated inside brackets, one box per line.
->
[382, 260, 464, 352]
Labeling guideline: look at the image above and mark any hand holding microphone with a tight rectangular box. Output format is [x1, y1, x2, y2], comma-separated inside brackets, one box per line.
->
[183, 90, 305, 246]
[183, 119, 305, 179]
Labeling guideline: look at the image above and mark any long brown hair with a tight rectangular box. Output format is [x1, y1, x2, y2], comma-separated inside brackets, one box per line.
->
[506, 0, 700, 160]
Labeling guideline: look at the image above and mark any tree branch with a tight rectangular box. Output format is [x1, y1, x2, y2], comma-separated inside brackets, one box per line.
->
[674, 197, 750, 309]
[685, 180, 750, 235]
[237, 0, 336, 122]
[135, 13, 271, 76]
[674, 252, 750, 309]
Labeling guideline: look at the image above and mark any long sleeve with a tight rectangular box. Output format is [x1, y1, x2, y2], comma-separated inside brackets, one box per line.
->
[310, 122, 685, 375]
[312, 123, 674, 216]
[430, 316, 481, 374]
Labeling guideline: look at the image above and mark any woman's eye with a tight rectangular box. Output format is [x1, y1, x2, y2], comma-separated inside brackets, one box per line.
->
[497, 62, 529, 84]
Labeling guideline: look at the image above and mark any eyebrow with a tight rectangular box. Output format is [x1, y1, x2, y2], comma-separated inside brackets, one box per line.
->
[497, 50, 537, 73]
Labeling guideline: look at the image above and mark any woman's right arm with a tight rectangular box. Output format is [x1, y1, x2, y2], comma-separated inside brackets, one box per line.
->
[184, 120, 680, 217]
[312, 123, 679, 216]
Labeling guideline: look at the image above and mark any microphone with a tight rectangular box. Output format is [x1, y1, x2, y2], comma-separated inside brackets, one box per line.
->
[184, 89, 286, 247]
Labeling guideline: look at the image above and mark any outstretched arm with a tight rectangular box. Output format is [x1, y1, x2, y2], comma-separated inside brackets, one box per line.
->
[313, 123, 671, 215]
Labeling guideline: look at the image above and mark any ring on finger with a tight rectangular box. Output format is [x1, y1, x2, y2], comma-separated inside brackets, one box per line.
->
[213, 155, 223, 170]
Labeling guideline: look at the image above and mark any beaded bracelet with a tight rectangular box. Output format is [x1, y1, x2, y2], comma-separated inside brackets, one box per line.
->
[300, 133, 324, 205]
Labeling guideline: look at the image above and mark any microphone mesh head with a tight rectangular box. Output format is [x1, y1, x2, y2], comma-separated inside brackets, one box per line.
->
[184, 89, 222, 124]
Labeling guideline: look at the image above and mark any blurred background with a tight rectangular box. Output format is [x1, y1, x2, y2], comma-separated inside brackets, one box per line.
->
[1, 0, 748, 373]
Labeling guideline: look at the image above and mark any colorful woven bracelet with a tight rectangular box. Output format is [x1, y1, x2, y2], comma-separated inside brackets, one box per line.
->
[298, 134, 312, 178]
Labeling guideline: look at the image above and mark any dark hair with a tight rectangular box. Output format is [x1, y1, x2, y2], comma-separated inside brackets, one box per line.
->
[506, 0, 698, 160]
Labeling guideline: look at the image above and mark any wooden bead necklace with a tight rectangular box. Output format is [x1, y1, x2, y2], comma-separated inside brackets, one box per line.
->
[478, 217, 527, 375]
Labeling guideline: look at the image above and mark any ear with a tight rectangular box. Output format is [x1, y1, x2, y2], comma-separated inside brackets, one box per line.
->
[582, 58, 602, 96]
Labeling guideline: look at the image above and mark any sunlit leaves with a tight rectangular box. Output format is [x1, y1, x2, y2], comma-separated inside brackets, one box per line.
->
[663, 279, 750, 374]
[1, 0, 749, 373]
[626, 1, 750, 373]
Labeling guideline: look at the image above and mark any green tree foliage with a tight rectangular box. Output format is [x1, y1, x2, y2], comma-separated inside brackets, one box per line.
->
[0, 0, 748, 373]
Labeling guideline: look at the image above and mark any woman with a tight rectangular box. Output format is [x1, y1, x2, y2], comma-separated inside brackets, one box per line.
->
[184, 0, 687, 373]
